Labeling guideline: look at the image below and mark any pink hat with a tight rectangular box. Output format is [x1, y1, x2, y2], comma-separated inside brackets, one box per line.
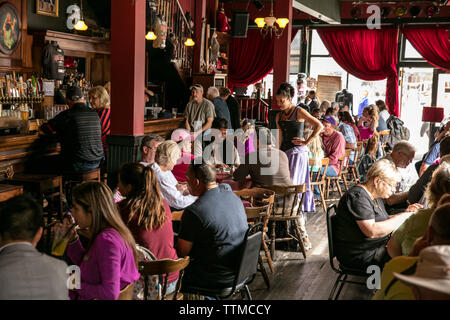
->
[171, 129, 192, 142]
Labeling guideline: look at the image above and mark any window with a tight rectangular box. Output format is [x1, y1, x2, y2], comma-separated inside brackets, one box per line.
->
[404, 39, 423, 60]
[311, 30, 329, 56]
[290, 31, 301, 74]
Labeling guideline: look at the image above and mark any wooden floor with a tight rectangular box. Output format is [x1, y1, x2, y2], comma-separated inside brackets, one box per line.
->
[231, 189, 375, 300]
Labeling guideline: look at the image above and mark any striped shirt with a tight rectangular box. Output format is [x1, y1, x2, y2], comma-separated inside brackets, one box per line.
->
[96, 108, 111, 152]
[40, 103, 104, 163]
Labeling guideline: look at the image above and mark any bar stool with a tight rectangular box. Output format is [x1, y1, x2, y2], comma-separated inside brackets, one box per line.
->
[5, 173, 64, 220]
[0, 184, 23, 202]
[63, 168, 101, 206]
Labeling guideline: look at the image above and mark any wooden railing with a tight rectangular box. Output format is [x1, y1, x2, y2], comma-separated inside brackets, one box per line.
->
[237, 90, 272, 125]
[154, 0, 193, 72]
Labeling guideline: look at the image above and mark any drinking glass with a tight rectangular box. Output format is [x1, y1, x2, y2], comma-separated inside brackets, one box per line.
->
[172, 108, 177, 118]
[51, 226, 70, 257]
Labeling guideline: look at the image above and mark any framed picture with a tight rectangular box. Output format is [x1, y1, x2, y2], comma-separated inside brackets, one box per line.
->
[0, 2, 22, 55]
[36, 0, 59, 18]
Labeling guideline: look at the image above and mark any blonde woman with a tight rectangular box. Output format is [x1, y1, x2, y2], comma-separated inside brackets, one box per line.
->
[89, 86, 110, 154]
[304, 128, 324, 173]
[58, 182, 140, 300]
[387, 161, 450, 257]
[334, 159, 422, 270]
[151, 140, 197, 210]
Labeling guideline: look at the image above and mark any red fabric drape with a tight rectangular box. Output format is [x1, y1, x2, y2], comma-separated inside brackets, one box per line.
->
[403, 27, 450, 71]
[228, 29, 298, 89]
[317, 28, 400, 116]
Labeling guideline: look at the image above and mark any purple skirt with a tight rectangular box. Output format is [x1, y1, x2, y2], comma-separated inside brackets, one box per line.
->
[285, 145, 315, 213]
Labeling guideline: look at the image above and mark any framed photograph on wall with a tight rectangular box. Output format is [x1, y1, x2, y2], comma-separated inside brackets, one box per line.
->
[36, 0, 59, 17]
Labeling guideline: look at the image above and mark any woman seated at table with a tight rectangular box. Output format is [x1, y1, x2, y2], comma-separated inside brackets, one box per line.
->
[60, 181, 140, 300]
[334, 159, 421, 270]
[387, 162, 450, 257]
[357, 105, 379, 140]
[152, 140, 197, 210]
[171, 129, 195, 183]
[118, 162, 179, 294]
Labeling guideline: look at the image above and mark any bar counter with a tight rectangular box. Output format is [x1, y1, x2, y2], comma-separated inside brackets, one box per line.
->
[0, 133, 60, 175]
[144, 117, 185, 138]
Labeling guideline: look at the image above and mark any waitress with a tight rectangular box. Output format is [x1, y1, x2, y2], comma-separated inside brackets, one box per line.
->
[275, 82, 323, 250]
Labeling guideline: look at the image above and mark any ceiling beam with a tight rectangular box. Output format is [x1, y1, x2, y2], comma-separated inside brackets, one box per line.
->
[293, 0, 341, 24]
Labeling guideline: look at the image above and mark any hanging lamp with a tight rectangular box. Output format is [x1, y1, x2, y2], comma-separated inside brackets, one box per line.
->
[74, 0, 88, 31]
[254, 0, 289, 38]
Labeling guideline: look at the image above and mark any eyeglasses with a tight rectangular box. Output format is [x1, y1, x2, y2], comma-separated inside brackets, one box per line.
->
[380, 178, 397, 190]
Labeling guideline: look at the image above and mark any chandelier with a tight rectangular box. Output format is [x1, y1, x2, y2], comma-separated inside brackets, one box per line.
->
[254, 0, 289, 38]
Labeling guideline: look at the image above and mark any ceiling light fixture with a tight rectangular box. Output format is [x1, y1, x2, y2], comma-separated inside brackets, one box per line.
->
[254, 0, 289, 39]
[394, 6, 407, 18]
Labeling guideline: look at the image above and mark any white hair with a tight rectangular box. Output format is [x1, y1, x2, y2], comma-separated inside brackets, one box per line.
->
[207, 87, 220, 99]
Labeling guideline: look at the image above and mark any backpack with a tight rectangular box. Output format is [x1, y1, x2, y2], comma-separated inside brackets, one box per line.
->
[386, 115, 410, 152]
[357, 153, 375, 183]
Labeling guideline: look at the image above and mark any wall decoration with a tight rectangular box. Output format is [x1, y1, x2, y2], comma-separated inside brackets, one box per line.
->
[0, 2, 21, 55]
[37, 0, 59, 18]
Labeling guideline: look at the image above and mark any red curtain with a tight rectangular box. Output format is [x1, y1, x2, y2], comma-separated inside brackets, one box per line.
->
[403, 27, 450, 71]
[317, 28, 400, 116]
[228, 29, 298, 89]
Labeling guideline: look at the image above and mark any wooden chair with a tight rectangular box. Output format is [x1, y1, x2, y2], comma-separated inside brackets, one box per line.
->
[378, 130, 390, 157]
[325, 149, 352, 202]
[139, 256, 190, 300]
[118, 283, 135, 300]
[309, 158, 329, 213]
[261, 184, 308, 260]
[233, 188, 275, 271]
[347, 141, 365, 184]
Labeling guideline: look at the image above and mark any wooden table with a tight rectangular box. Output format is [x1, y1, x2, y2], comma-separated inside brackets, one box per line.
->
[0, 184, 23, 202]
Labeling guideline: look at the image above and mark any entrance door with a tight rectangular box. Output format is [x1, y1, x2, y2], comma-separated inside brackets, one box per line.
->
[399, 67, 434, 157]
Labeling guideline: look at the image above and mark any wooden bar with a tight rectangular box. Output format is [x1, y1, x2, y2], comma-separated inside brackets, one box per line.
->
[144, 117, 185, 139]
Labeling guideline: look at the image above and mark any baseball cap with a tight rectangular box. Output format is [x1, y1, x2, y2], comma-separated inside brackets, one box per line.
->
[321, 116, 336, 127]
[66, 86, 84, 101]
[189, 84, 204, 92]
[393, 245, 450, 295]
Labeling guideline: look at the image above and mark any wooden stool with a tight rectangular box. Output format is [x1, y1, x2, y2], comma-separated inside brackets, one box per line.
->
[0, 184, 23, 202]
[6, 173, 64, 220]
[63, 168, 101, 206]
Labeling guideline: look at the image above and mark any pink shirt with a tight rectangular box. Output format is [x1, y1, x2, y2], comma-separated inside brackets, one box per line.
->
[172, 151, 195, 182]
[322, 130, 346, 173]
[67, 228, 140, 300]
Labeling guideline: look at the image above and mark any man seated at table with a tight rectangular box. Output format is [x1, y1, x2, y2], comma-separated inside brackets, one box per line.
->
[140, 133, 165, 167]
[176, 160, 248, 297]
[314, 116, 345, 199]
[233, 127, 292, 190]
[383, 141, 418, 213]
[0, 195, 68, 300]
[337, 115, 357, 163]
[39, 86, 104, 172]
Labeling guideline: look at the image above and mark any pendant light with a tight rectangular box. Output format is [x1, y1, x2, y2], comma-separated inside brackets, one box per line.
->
[74, 0, 88, 31]
[146, 1, 157, 41]
[184, 38, 195, 46]
[184, 0, 195, 46]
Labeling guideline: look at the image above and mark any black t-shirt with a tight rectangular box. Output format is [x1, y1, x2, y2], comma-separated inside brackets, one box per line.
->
[42, 42, 65, 81]
[178, 184, 248, 290]
[334, 185, 390, 268]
